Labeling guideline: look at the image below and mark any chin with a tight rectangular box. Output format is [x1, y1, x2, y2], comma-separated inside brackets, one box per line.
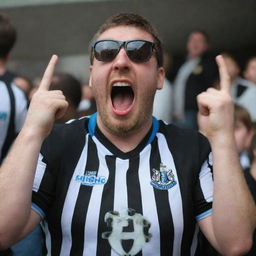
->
[104, 116, 138, 135]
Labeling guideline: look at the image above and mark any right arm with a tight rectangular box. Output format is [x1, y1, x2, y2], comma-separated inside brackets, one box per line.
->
[0, 55, 68, 249]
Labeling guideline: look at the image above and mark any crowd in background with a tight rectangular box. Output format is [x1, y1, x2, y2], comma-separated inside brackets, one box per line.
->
[0, 11, 255, 256]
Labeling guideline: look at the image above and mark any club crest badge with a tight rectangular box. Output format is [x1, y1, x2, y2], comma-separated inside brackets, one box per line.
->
[150, 163, 177, 190]
[192, 64, 203, 75]
[102, 208, 152, 256]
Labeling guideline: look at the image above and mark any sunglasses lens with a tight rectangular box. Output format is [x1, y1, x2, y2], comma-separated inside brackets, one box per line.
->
[126, 41, 153, 62]
[92, 40, 154, 63]
[94, 41, 119, 62]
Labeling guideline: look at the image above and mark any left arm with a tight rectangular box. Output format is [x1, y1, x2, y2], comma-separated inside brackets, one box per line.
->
[197, 55, 256, 256]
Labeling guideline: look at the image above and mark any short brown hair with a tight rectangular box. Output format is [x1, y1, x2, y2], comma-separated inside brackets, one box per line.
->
[89, 13, 163, 67]
[0, 13, 17, 59]
[51, 73, 82, 108]
[234, 104, 253, 131]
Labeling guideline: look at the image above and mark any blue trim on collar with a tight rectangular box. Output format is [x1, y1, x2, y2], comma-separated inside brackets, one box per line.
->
[88, 112, 97, 136]
[88, 113, 159, 145]
[146, 116, 159, 145]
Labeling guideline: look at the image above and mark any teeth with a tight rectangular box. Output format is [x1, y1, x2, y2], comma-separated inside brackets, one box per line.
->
[113, 82, 131, 87]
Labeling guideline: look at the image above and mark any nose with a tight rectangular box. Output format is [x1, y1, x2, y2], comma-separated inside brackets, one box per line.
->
[112, 47, 131, 71]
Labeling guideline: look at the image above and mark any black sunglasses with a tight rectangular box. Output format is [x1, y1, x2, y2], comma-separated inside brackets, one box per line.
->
[90, 40, 155, 63]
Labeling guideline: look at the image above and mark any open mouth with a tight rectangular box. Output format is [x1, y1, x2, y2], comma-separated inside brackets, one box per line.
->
[111, 82, 134, 114]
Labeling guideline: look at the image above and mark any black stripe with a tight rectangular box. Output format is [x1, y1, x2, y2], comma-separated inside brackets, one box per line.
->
[1, 82, 16, 162]
[127, 157, 143, 213]
[150, 138, 174, 256]
[96, 155, 116, 256]
[70, 136, 99, 255]
[44, 121, 87, 255]
[127, 157, 143, 256]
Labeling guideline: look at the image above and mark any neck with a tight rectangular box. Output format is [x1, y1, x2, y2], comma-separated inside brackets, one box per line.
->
[97, 116, 153, 153]
[0, 58, 7, 75]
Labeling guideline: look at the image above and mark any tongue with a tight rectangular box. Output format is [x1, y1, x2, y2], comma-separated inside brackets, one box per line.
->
[113, 92, 133, 111]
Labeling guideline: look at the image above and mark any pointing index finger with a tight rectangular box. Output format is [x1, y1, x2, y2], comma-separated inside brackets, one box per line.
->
[38, 55, 58, 91]
[216, 54, 231, 93]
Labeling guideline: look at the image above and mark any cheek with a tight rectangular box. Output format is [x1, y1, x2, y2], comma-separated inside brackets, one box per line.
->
[234, 130, 247, 150]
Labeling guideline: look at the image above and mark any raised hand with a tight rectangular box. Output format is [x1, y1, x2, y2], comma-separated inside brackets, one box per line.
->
[23, 55, 68, 138]
[197, 55, 234, 141]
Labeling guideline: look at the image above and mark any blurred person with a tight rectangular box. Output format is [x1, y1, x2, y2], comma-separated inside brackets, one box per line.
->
[0, 12, 44, 256]
[0, 13, 255, 256]
[172, 30, 218, 129]
[153, 50, 173, 123]
[233, 57, 256, 122]
[233, 104, 255, 169]
[50, 72, 82, 123]
[221, 53, 242, 97]
[13, 75, 34, 99]
[244, 57, 256, 84]
[0, 12, 27, 163]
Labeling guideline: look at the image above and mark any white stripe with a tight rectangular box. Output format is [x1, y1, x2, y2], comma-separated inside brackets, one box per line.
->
[44, 221, 52, 256]
[199, 153, 213, 203]
[59, 134, 89, 255]
[157, 133, 184, 256]
[83, 149, 110, 256]
[111, 158, 129, 256]
[190, 224, 199, 255]
[139, 145, 161, 256]
[33, 153, 46, 192]
[113, 158, 129, 211]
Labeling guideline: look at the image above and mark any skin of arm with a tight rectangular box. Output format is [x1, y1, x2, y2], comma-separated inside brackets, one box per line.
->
[197, 55, 256, 255]
[0, 55, 68, 249]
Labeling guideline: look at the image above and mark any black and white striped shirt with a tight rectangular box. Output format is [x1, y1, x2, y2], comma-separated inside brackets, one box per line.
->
[0, 80, 27, 161]
[32, 113, 213, 256]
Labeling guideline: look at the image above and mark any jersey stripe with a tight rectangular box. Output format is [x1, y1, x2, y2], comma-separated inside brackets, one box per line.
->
[70, 135, 98, 255]
[150, 137, 174, 255]
[127, 156, 143, 213]
[139, 145, 160, 255]
[157, 133, 184, 255]
[96, 155, 115, 255]
[114, 158, 129, 211]
[126, 157, 143, 256]
[199, 153, 213, 204]
[59, 135, 90, 255]
[84, 142, 109, 256]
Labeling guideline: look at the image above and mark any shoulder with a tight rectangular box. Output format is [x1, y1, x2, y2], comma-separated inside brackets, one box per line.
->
[11, 83, 26, 99]
[50, 117, 89, 140]
[41, 117, 90, 161]
[158, 121, 211, 160]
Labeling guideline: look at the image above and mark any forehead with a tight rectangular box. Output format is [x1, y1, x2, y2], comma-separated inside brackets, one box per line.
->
[248, 59, 256, 68]
[188, 32, 207, 42]
[96, 25, 154, 42]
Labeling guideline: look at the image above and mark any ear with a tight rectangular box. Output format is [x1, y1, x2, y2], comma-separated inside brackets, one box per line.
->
[245, 129, 255, 148]
[89, 66, 93, 87]
[156, 67, 165, 90]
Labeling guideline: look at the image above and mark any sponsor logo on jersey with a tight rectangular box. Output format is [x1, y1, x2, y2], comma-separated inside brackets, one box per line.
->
[150, 163, 177, 190]
[102, 208, 152, 256]
[75, 171, 107, 186]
